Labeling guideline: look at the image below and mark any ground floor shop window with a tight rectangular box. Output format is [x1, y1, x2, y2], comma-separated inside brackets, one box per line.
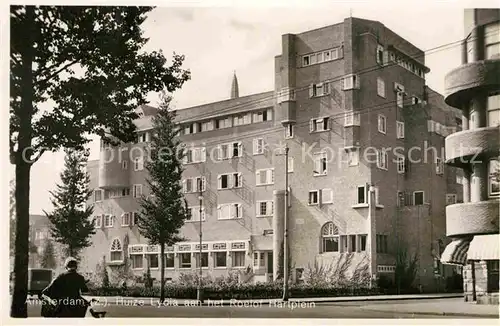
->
[146, 254, 159, 268]
[195, 252, 209, 268]
[232, 251, 245, 267]
[163, 253, 175, 268]
[487, 260, 499, 292]
[179, 253, 191, 269]
[214, 252, 227, 267]
[130, 254, 143, 269]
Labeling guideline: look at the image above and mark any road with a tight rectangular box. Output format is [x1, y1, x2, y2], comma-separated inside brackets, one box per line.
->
[25, 298, 483, 318]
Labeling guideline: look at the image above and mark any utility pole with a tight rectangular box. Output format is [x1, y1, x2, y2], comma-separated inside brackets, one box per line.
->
[282, 144, 289, 301]
[367, 183, 376, 289]
[197, 178, 203, 304]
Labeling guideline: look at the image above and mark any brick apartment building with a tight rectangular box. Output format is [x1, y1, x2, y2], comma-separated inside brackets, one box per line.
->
[440, 8, 499, 305]
[82, 17, 465, 291]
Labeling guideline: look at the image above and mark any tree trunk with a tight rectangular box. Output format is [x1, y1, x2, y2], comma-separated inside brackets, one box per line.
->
[160, 243, 165, 303]
[10, 5, 35, 318]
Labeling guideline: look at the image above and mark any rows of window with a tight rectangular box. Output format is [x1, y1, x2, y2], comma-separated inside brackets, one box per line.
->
[302, 46, 343, 67]
[378, 44, 426, 78]
[320, 222, 367, 253]
[93, 212, 138, 228]
[427, 120, 458, 137]
[182, 108, 273, 136]
[93, 186, 141, 202]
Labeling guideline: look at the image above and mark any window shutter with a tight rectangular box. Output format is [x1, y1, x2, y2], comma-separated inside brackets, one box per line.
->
[315, 156, 320, 173]
[238, 173, 242, 187]
[237, 204, 242, 218]
[270, 170, 275, 183]
[202, 177, 206, 191]
[253, 139, 258, 154]
[228, 174, 234, 189]
[182, 180, 187, 193]
[309, 84, 314, 98]
[268, 201, 274, 215]
[238, 142, 243, 156]
[383, 51, 388, 65]
[310, 119, 315, 132]
[201, 148, 206, 162]
[256, 171, 261, 185]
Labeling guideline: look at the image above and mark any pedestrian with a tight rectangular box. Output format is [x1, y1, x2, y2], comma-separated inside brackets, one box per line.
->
[40, 257, 90, 317]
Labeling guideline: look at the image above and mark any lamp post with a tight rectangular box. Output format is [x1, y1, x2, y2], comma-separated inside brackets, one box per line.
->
[197, 178, 203, 303]
[282, 144, 289, 301]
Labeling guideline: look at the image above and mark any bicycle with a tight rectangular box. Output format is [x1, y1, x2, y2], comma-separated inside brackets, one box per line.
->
[38, 294, 107, 318]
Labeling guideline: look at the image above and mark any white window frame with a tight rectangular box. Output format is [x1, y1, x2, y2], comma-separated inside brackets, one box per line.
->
[104, 214, 114, 228]
[313, 152, 328, 176]
[187, 206, 206, 222]
[93, 215, 102, 228]
[377, 149, 388, 170]
[397, 156, 405, 174]
[413, 191, 425, 205]
[256, 200, 274, 217]
[287, 157, 294, 173]
[376, 45, 385, 65]
[310, 117, 330, 132]
[201, 120, 214, 132]
[485, 22, 500, 60]
[285, 124, 294, 139]
[342, 74, 359, 90]
[217, 173, 242, 190]
[219, 142, 242, 160]
[133, 184, 143, 198]
[256, 168, 274, 186]
[344, 111, 360, 127]
[232, 251, 246, 268]
[377, 77, 385, 97]
[214, 251, 227, 268]
[446, 194, 457, 205]
[309, 82, 330, 98]
[487, 92, 500, 128]
[184, 147, 206, 164]
[347, 148, 359, 167]
[94, 189, 103, 202]
[308, 190, 319, 205]
[395, 83, 405, 108]
[253, 138, 265, 155]
[396, 121, 405, 139]
[378, 114, 387, 134]
[179, 252, 191, 269]
[121, 212, 131, 226]
[489, 159, 499, 197]
[217, 203, 242, 220]
[110, 238, 123, 262]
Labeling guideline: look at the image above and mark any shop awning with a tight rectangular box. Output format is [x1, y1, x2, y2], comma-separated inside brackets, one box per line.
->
[441, 238, 472, 266]
[467, 234, 500, 261]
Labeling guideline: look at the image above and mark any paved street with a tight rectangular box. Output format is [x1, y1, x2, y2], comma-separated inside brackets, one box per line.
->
[25, 298, 496, 319]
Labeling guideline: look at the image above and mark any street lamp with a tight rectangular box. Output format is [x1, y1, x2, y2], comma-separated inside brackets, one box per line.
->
[197, 178, 204, 304]
[282, 143, 290, 301]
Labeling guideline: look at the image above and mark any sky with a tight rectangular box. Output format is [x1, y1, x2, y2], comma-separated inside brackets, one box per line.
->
[8, 1, 491, 214]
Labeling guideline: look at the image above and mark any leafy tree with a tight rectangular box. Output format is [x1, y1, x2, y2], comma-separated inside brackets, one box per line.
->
[39, 239, 57, 269]
[136, 92, 189, 303]
[10, 6, 189, 316]
[9, 180, 16, 256]
[395, 248, 419, 294]
[44, 149, 95, 258]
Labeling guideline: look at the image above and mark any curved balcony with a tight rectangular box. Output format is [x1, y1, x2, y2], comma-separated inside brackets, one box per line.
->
[446, 199, 500, 237]
[98, 145, 130, 189]
[444, 59, 500, 108]
[445, 126, 500, 167]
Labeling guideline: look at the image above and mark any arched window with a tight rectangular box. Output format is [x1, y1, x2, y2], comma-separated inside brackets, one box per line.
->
[110, 238, 123, 262]
[321, 222, 339, 253]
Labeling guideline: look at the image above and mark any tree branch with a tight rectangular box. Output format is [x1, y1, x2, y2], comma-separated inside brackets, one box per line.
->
[35, 58, 80, 87]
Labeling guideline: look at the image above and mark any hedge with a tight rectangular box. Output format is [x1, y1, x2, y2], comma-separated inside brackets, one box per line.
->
[86, 283, 415, 299]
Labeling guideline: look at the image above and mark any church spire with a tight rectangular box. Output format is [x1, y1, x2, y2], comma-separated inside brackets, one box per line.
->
[230, 70, 239, 99]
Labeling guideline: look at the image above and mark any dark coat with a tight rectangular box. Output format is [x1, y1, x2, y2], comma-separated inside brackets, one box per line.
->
[41, 269, 89, 317]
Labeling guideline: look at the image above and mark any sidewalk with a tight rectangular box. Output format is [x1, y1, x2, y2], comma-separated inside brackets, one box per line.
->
[360, 298, 499, 318]
[82, 293, 463, 306]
